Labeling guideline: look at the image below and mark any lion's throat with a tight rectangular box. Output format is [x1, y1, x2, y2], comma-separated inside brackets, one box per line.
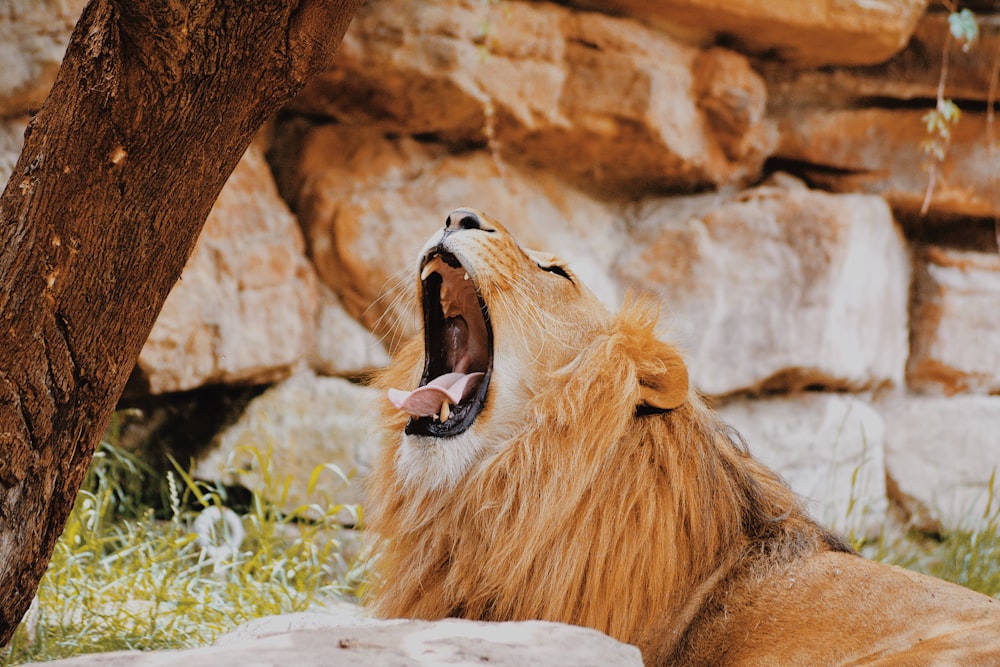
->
[388, 372, 484, 419]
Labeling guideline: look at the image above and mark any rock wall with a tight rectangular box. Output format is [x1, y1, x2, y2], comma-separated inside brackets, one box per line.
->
[3, 0, 1000, 533]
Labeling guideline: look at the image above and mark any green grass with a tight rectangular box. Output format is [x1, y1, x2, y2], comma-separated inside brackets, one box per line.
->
[1, 430, 998, 665]
[1, 431, 368, 666]
[866, 479, 1000, 600]
[870, 524, 1000, 599]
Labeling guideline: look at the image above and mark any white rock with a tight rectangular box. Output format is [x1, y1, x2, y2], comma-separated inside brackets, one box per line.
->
[878, 393, 1000, 530]
[0, 0, 88, 116]
[908, 247, 1000, 395]
[618, 175, 910, 397]
[717, 393, 887, 536]
[192, 371, 382, 520]
[0, 116, 27, 185]
[32, 615, 643, 666]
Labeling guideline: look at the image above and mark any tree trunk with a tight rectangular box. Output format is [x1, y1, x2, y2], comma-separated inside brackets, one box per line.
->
[0, 0, 361, 643]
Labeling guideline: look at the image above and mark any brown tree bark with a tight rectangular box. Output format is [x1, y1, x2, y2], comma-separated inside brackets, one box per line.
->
[0, 0, 361, 643]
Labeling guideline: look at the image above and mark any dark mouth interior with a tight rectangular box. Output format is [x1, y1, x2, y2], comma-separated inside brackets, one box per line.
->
[406, 250, 493, 437]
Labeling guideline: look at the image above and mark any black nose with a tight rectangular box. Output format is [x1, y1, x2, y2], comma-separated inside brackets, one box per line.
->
[445, 209, 482, 231]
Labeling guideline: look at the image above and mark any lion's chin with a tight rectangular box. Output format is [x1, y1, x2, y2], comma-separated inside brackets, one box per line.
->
[396, 429, 489, 490]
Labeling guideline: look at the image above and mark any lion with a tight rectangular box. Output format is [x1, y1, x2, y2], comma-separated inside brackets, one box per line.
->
[367, 207, 1000, 665]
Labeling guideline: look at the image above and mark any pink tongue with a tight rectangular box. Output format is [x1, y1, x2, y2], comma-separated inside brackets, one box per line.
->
[388, 372, 485, 418]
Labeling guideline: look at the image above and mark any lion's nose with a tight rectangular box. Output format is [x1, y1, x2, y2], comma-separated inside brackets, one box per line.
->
[445, 209, 483, 231]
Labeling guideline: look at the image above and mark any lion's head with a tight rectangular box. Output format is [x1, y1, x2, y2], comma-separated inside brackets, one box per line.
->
[381, 207, 689, 491]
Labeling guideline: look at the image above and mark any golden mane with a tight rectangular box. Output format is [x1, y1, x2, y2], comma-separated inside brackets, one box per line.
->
[368, 298, 835, 660]
[367, 209, 1000, 665]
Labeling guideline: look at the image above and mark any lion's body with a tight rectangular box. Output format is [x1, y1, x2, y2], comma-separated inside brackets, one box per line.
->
[367, 209, 1000, 665]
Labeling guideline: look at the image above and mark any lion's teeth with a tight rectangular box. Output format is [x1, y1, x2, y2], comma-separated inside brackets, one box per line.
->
[439, 400, 450, 422]
[421, 257, 441, 281]
[463, 272, 469, 281]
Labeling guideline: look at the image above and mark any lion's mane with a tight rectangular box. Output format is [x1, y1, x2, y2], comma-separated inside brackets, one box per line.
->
[367, 300, 839, 662]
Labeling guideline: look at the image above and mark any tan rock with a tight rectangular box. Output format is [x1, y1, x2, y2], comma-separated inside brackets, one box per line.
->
[0, 0, 88, 116]
[717, 394, 887, 537]
[311, 284, 390, 378]
[133, 146, 318, 393]
[287, 125, 623, 349]
[763, 12, 1000, 106]
[878, 393, 1000, 530]
[617, 174, 910, 397]
[774, 107, 998, 218]
[290, 0, 773, 194]
[192, 371, 382, 521]
[908, 247, 1000, 395]
[563, 0, 928, 67]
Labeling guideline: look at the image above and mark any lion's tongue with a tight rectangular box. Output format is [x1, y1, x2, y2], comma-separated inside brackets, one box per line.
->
[388, 372, 485, 418]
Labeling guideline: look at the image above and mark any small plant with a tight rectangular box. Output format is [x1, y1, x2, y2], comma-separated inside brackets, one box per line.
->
[920, 3, 980, 215]
[1, 432, 367, 666]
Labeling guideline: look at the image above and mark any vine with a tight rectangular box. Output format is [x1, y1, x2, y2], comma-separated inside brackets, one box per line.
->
[919, 4, 979, 215]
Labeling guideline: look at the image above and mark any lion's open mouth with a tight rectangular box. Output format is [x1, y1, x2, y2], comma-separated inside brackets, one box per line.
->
[388, 250, 493, 437]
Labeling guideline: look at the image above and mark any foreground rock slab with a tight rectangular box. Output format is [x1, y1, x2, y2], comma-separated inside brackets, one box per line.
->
[35, 613, 643, 667]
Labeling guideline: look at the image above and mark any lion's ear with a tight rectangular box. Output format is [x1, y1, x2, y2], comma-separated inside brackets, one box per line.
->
[638, 345, 689, 411]
[615, 297, 690, 411]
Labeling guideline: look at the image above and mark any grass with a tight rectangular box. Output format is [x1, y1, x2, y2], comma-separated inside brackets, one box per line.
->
[1, 424, 368, 666]
[1, 426, 998, 665]
[865, 476, 1000, 600]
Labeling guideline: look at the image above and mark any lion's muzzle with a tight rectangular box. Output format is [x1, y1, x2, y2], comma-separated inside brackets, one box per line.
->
[388, 210, 494, 438]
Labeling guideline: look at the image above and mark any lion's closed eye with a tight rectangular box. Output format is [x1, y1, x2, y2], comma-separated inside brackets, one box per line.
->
[537, 262, 574, 283]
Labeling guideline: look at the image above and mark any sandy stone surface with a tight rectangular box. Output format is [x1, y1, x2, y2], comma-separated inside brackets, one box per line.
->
[32, 611, 643, 667]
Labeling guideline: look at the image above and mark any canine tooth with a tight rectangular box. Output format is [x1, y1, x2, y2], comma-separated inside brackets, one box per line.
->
[421, 257, 441, 280]
[439, 400, 450, 422]
[463, 272, 469, 281]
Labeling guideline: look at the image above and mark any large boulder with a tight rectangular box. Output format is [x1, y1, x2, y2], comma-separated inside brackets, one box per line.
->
[562, 0, 928, 67]
[617, 175, 911, 397]
[718, 394, 887, 536]
[908, 246, 1000, 395]
[290, 0, 773, 194]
